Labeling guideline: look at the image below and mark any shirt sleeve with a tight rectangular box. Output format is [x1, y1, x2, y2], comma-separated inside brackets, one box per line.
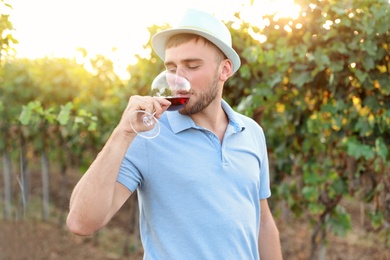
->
[258, 126, 271, 200]
[116, 138, 146, 193]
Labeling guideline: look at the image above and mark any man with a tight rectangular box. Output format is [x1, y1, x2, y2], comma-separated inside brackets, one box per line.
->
[67, 8, 282, 259]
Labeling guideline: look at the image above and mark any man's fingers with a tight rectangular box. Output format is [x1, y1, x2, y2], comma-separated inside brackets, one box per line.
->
[154, 97, 171, 118]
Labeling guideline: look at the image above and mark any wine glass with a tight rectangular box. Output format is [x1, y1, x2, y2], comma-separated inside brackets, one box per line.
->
[130, 71, 191, 139]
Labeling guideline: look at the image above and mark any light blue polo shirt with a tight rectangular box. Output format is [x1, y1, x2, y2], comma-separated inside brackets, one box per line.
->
[117, 100, 271, 260]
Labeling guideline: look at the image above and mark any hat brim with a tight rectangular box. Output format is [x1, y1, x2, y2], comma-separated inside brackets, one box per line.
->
[152, 28, 241, 74]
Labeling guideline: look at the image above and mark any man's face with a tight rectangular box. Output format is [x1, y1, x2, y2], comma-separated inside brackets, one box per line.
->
[164, 38, 223, 115]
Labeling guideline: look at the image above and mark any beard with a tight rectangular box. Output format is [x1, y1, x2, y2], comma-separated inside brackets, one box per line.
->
[179, 72, 220, 116]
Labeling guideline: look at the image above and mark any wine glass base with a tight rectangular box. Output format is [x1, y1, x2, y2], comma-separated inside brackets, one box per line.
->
[130, 110, 160, 139]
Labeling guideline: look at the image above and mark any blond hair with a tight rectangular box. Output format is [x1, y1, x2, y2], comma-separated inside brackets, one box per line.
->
[166, 34, 226, 64]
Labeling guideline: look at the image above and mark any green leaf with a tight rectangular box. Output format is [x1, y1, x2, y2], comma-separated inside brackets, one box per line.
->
[329, 208, 351, 237]
[19, 105, 32, 125]
[354, 69, 368, 83]
[375, 137, 388, 160]
[308, 202, 325, 215]
[239, 64, 251, 80]
[43, 107, 56, 123]
[345, 136, 375, 160]
[268, 72, 282, 88]
[369, 211, 383, 229]
[303, 170, 323, 185]
[242, 46, 259, 63]
[378, 75, 390, 95]
[302, 186, 318, 202]
[330, 42, 348, 55]
[289, 71, 312, 87]
[57, 112, 70, 125]
[88, 122, 97, 131]
[360, 39, 377, 56]
[57, 102, 73, 125]
[74, 116, 85, 125]
[314, 48, 331, 70]
[302, 31, 311, 44]
[354, 117, 373, 137]
[362, 56, 375, 71]
[331, 178, 346, 195]
[321, 103, 337, 114]
[364, 95, 381, 112]
[329, 61, 344, 73]
[265, 49, 276, 67]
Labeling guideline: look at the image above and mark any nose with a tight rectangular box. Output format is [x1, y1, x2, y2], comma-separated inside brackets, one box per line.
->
[173, 74, 187, 87]
[174, 68, 188, 81]
[166, 71, 190, 92]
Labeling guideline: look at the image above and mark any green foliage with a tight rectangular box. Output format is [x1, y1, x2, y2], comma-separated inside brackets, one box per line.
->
[229, 0, 390, 248]
[57, 102, 73, 126]
[328, 206, 351, 237]
[1, 0, 389, 255]
[1, 55, 111, 169]
[125, 24, 168, 96]
[0, 0, 18, 64]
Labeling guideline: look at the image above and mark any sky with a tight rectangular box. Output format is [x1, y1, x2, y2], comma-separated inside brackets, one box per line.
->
[6, 0, 300, 78]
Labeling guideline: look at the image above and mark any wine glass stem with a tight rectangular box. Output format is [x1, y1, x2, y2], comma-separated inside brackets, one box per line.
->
[143, 112, 156, 126]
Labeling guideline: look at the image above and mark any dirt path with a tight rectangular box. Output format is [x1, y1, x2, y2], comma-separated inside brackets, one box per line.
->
[1, 218, 389, 260]
[0, 221, 142, 260]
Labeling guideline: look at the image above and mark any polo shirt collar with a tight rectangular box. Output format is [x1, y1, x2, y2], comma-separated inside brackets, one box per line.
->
[167, 99, 246, 134]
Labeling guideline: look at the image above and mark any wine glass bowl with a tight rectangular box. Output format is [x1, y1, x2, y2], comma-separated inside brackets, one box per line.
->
[151, 71, 191, 111]
[129, 71, 191, 139]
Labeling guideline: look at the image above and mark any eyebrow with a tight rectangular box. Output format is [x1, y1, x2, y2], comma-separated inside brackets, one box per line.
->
[164, 58, 203, 67]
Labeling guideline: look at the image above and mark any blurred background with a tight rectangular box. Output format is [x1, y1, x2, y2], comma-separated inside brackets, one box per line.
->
[1, 0, 389, 259]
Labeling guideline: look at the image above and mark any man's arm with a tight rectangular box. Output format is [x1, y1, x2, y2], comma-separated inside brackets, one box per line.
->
[66, 96, 171, 236]
[66, 127, 134, 236]
[258, 199, 283, 260]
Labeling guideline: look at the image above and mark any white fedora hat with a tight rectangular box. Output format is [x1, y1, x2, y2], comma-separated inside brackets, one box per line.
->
[152, 8, 241, 74]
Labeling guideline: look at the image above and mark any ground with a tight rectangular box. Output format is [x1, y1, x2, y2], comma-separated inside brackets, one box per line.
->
[1, 169, 389, 259]
[1, 212, 389, 259]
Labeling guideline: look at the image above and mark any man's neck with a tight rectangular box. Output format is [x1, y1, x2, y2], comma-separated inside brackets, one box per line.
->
[190, 99, 228, 143]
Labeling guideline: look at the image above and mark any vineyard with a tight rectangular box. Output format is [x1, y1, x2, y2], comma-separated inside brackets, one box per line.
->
[1, 0, 390, 259]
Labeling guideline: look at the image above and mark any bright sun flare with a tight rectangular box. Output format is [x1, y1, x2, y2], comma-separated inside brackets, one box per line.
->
[7, 0, 300, 79]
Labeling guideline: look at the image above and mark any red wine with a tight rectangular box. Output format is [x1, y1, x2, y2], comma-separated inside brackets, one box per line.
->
[165, 97, 190, 111]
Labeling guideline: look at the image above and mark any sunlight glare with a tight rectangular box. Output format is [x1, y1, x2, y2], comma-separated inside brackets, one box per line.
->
[9, 0, 302, 79]
[240, 0, 301, 25]
[240, 0, 301, 43]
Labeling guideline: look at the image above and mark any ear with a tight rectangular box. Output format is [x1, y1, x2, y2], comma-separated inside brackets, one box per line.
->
[219, 59, 233, 81]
